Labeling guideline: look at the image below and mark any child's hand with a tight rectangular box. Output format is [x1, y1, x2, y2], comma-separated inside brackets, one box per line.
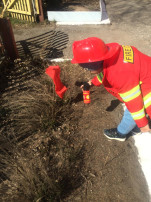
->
[80, 80, 93, 90]
[80, 84, 84, 91]
[88, 80, 93, 86]
[140, 124, 151, 133]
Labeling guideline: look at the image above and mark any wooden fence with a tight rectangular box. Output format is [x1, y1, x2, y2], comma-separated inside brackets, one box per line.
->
[2, 0, 41, 22]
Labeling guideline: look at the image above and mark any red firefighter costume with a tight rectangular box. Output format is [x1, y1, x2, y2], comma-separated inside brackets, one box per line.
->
[91, 43, 151, 128]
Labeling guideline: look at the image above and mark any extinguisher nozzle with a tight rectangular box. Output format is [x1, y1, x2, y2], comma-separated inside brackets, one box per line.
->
[83, 82, 90, 91]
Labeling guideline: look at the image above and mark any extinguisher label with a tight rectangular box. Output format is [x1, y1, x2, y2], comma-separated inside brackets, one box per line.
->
[83, 91, 91, 103]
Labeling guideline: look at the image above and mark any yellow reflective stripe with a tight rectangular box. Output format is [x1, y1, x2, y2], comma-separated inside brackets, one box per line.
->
[119, 85, 141, 102]
[97, 72, 104, 84]
[131, 108, 145, 120]
[143, 92, 151, 109]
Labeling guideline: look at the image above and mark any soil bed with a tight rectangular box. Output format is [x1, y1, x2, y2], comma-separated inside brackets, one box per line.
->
[0, 58, 150, 201]
[46, 0, 100, 11]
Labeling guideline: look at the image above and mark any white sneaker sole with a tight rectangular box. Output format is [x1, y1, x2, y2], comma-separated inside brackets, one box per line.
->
[104, 133, 126, 142]
[131, 131, 141, 136]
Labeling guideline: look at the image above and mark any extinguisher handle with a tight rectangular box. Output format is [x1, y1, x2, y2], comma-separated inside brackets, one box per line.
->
[83, 82, 91, 91]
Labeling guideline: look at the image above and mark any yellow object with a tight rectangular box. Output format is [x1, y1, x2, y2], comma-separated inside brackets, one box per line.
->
[1, 0, 40, 22]
[122, 45, 134, 64]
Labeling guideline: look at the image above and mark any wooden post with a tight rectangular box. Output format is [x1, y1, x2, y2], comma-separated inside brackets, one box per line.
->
[38, 0, 44, 22]
[0, 18, 19, 60]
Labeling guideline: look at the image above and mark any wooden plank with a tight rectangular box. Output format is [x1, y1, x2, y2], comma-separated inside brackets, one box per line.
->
[7, 0, 16, 9]
[18, 0, 21, 11]
[22, 0, 27, 11]
[20, 0, 24, 11]
[23, 0, 30, 21]
[7, 9, 31, 15]
[13, 4, 16, 18]
[32, 15, 34, 22]
[12, 12, 14, 18]
[24, 15, 27, 21]
[18, 0, 22, 19]
[25, 15, 28, 21]
[35, 0, 39, 14]
[26, 0, 32, 14]
[26, 15, 29, 21]
[2, 0, 6, 6]
[16, 1, 20, 19]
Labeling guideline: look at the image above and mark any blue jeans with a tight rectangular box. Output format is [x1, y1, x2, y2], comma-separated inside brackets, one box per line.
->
[117, 108, 138, 136]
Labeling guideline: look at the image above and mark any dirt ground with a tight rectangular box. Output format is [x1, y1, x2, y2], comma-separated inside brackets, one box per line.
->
[11, 0, 151, 201]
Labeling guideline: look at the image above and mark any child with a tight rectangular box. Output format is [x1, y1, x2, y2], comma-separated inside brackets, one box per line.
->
[71, 37, 151, 141]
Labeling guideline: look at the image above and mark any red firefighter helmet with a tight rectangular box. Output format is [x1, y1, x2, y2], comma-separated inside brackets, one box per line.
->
[71, 37, 119, 64]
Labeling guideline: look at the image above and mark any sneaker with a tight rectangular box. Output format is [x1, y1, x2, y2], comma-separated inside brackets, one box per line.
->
[131, 126, 141, 136]
[104, 128, 126, 141]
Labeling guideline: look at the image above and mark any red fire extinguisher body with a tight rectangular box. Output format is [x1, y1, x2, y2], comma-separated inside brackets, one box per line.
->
[83, 90, 91, 104]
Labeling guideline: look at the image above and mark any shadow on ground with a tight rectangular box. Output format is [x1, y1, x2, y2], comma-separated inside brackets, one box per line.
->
[45, 0, 100, 11]
[16, 30, 69, 59]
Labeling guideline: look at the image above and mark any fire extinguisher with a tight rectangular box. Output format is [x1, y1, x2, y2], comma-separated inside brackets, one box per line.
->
[83, 82, 91, 104]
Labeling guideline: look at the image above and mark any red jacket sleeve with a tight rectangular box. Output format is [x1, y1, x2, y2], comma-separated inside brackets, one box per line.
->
[91, 72, 104, 86]
[118, 84, 148, 128]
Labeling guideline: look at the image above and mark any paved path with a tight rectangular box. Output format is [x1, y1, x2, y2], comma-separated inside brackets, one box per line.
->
[105, 0, 151, 25]
[13, 0, 151, 60]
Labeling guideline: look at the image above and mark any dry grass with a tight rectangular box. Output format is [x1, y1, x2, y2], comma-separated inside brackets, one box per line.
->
[0, 58, 89, 201]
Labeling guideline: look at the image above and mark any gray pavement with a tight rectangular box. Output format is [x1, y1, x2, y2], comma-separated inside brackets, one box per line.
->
[105, 0, 151, 25]
[13, 0, 151, 59]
